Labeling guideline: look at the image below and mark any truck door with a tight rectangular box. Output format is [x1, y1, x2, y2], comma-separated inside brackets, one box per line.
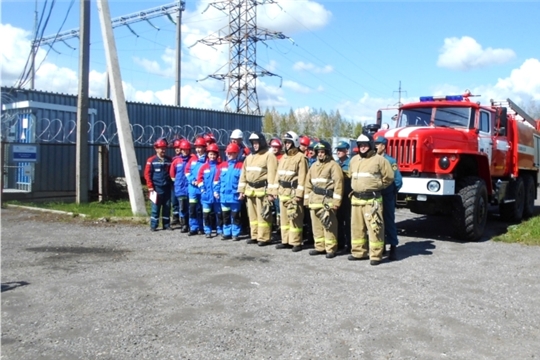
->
[478, 110, 494, 170]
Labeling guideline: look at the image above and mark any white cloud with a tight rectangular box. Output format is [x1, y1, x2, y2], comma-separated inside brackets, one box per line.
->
[494, 58, 540, 100]
[437, 36, 515, 71]
[337, 93, 399, 124]
[283, 80, 313, 94]
[293, 61, 333, 74]
[259, 1, 332, 33]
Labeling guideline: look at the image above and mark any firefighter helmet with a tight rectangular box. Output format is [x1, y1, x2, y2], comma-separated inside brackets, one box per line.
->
[282, 131, 299, 148]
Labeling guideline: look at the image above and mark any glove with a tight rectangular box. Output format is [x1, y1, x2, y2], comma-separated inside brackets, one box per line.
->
[286, 199, 299, 220]
[316, 206, 332, 230]
[261, 198, 273, 222]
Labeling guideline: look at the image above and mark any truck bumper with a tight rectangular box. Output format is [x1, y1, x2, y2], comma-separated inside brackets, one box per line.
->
[399, 178, 455, 196]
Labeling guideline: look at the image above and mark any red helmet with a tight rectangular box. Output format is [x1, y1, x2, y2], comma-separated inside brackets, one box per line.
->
[194, 137, 206, 147]
[299, 136, 310, 147]
[270, 138, 282, 150]
[172, 139, 182, 148]
[154, 138, 168, 148]
[206, 143, 219, 153]
[204, 133, 216, 144]
[179, 139, 191, 150]
[226, 143, 240, 154]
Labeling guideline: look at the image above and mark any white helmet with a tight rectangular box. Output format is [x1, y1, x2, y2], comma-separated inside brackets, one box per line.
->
[230, 129, 243, 140]
[282, 131, 300, 148]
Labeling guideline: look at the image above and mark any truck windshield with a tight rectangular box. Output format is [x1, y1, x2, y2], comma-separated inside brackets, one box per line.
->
[399, 107, 472, 128]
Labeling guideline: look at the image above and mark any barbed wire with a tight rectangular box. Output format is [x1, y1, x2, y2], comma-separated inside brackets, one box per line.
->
[1, 114, 273, 146]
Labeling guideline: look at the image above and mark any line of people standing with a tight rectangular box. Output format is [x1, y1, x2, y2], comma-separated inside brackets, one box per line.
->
[144, 128, 402, 266]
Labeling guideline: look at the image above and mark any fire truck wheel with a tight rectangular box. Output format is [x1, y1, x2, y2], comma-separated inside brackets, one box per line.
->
[522, 175, 535, 219]
[499, 177, 525, 223]
[452, 176, 488, 242]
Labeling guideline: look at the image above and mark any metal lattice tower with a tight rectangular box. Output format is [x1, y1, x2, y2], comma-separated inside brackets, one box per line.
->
[194, 0, 289, 115]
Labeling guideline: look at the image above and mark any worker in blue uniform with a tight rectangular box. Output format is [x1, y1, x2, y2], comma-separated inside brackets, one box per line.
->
[374, 135, 403, 261]
[335, 140, 351, 252]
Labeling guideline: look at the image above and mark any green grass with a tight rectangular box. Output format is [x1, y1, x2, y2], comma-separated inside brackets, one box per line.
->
[492, 215, 540, 245]
[7, 200, 151, 219]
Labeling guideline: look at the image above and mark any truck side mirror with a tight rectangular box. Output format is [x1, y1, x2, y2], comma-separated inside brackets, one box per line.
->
[376, 110, 382, 126]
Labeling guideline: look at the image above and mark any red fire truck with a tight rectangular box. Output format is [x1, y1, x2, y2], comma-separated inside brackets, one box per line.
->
[374, 92, 540, 241]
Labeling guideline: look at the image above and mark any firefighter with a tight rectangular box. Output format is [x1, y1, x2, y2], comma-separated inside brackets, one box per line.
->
[170, 139, 195, 233]
[197, 143, 222, 238]
[145, 138, 173, 231]
[170, 139, 183, 226]
[214, 143, 244, 241]
[374, 135, 403, 261]
[270, 131, 308, 252]
[307, 139, 318, 167]
[304, 140, 344, 258]
[348, 133, 394, 265]
[335, 140, 351, 252]
[238, 132, 278, 246]
[185, 137, 208, 236]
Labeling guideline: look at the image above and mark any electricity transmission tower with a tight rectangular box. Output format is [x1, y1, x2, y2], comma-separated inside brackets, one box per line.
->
[193, 0, 289, 115]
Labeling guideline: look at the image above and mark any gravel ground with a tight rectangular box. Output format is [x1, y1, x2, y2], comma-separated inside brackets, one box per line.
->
[2, 206, 540, 360]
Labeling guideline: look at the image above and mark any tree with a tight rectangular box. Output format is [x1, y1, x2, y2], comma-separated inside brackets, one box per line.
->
[317, 109, 333, 140]
[262, 108, 277, 135]
[523, 100, 540, 119]
[353, 122, 363, 137]
[287, 108, 300, 134]
[302, 110, 315, 136]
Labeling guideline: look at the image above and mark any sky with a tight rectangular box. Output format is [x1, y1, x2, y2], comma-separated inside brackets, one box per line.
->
[1, 0, 540, 126]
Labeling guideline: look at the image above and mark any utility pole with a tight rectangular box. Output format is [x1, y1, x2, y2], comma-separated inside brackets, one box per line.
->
[30, 0, 38, 89]
[174, 0, 185, 106]
[393, 81, 407, 107]
[193, 0, 288, 114]
[97, 0, 147, 216]
[76, 0, 90, 204]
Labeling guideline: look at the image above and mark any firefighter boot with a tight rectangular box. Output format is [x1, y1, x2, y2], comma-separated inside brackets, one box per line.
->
[309, 249, 325, 256]
[389, 245, 397, 261]
[171, 216, 180, 226]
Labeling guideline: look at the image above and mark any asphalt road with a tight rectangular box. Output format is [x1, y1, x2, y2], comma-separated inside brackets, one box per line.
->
[2, 203, 540, 360]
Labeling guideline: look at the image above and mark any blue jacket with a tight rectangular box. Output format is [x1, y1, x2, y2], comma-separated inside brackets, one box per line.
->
[197, 159, 220, 204]
[382, 154, 403, 195]
[214, 159, 243, 204]
[186, 154, 207, 197]
[171, 154, 195, 197]
[144, 154, 172, 194]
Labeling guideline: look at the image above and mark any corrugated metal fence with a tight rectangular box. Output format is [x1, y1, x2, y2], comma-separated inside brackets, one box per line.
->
[1, 87, 262, 195]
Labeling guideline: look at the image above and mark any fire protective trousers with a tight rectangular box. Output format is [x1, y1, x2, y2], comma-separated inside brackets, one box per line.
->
[279, 198, 304, 247]
[246, 195, 272, 243]
[350, 199, 385, 261]
[310, 208, 338, 254]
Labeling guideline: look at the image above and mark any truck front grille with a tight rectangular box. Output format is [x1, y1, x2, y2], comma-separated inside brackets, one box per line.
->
[387, 139, 417, 166]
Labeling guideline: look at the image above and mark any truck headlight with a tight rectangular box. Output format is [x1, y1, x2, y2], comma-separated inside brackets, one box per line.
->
[427, 180, 441, 193]
[439, 156, 450, 170]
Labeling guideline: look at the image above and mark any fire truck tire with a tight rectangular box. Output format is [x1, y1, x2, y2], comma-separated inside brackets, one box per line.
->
[522, 175, 535, 219]
[452, 176, 488, 242]
[499, 177, 525, 222]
